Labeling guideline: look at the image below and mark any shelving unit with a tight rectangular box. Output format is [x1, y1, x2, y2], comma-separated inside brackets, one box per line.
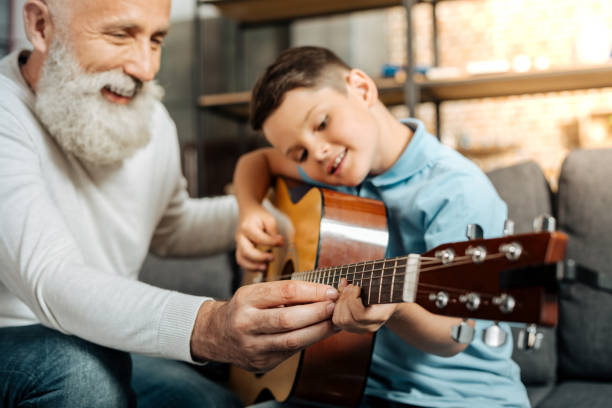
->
[198, 63, 612, 119]
[199, 0, 407, 23]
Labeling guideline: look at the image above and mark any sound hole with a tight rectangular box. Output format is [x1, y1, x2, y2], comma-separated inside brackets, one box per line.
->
[281, 260, 294, 280]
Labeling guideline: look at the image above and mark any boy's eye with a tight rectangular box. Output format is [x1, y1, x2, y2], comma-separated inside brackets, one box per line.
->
[317, 116, 328, 132]
[294, 149, 308, 163]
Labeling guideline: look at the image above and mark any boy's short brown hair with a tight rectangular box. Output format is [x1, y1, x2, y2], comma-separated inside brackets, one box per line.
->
[250, 46, 351, 131]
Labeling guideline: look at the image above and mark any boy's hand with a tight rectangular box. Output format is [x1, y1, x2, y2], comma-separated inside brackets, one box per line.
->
[236, 205, 284, 272]
[332, 278, 398, 333]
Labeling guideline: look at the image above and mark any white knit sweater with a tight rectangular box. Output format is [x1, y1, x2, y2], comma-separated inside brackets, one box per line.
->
[0, 50, 238, 363]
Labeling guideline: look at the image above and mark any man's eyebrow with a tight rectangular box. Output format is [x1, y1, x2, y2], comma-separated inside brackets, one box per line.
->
[102, 22, 170, 37]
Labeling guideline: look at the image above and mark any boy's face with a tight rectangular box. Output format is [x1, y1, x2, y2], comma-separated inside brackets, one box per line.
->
[263, 83, 383, 187]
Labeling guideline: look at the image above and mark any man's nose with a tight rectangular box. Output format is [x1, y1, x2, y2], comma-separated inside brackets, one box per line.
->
[124, 41, 158, 82]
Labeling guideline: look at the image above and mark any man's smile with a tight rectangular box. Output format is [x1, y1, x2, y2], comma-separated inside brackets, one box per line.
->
[101, 85, 136, 105]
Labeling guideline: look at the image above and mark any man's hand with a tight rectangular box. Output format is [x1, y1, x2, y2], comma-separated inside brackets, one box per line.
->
[190, 280, 339, 372]
[332, 278, 398, 333]
[235, 204, 283, 272]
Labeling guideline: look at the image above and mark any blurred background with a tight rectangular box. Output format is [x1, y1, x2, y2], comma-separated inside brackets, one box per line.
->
[3, 0, 612, 195]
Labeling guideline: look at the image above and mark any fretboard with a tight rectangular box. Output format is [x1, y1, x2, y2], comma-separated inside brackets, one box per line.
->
[291, 254, 420, 305]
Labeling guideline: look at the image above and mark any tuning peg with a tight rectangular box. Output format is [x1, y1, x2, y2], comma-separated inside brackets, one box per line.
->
[517, 324, 544, 350]
[482, 322, 508, 347]
[503, 220, 515, 236]
[451, 319, 475, 344]
[466, 224, 483, 240]
[435, 248, 455, 264]
[533, 215, 556, 232]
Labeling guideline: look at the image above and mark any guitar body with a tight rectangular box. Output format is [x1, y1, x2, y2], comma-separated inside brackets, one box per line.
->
[229, 178, 389, 407]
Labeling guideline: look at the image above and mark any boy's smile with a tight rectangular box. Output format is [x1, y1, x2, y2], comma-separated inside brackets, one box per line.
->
[329, 148, 347, 175]
[263, 84, 382, 187]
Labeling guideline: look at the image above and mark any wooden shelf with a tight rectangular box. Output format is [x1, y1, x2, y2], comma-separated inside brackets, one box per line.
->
[417, 64, 612, 101]
[198, 0, 406, 24]
[199, 64, 612, 119]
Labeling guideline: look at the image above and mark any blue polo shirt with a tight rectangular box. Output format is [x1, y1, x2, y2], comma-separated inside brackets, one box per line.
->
[298, 119, 529, 407]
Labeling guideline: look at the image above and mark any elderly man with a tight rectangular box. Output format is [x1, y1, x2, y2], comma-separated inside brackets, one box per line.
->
[0, 0, 339, 406]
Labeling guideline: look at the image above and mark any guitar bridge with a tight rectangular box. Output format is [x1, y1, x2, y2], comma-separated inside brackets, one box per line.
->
[402, 254, 421, 302]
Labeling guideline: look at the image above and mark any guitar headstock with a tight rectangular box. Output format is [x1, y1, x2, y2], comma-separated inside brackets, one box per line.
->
[417, 230, 567, 326]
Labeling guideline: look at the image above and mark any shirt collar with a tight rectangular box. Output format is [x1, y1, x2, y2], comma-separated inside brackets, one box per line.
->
[366, 118, 440, 187]
[0, 49, 36, 109]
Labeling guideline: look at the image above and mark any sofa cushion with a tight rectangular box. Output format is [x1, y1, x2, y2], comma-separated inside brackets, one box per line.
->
[487, 161, 557, 386]
[536, 381, 612, 408]
[487, 160, 554, 234]
[139, 253, 235, 299]
[556, 148, 612, 379]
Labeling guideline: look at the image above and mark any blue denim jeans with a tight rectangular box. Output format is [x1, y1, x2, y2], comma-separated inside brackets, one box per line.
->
[0, 324, 241, 407]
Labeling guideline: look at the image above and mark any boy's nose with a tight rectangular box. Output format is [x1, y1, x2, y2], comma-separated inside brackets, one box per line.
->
[312, 142, 330, 162]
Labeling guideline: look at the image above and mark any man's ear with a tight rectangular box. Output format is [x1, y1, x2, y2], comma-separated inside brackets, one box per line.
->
[23, 0, 55, 53]
[346, 69, 379, 108]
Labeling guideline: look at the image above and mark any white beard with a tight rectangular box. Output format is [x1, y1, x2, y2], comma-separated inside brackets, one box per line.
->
[34, 40, 165, 166]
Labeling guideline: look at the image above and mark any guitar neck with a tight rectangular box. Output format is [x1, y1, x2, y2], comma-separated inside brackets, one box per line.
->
[290, 231, 566, 326]
[291, 254, 420, 306]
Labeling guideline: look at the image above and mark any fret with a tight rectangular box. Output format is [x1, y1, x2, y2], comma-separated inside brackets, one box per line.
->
[372, 260, 383, 305]
[347, 264, 355, 285]
[340, 265, 347, 287]
[390, 258, 397, 303]
[354, 262, 363, 287]
[366, 261, 373, 305]
[391, 257, 406, 301]
[378, 260, 385, 304]
[332, 266, 337, 287]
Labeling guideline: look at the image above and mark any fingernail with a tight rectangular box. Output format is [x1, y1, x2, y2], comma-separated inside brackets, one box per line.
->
[326, 302, 335, 314]
[326, 288, 339, 300]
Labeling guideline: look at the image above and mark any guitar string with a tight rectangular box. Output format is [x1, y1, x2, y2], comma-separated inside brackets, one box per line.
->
[271, 252, 512, 302]
[285, 253, 507, 281]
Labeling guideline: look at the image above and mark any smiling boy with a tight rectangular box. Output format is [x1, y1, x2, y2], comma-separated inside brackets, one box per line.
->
[233, 46, 530, 407]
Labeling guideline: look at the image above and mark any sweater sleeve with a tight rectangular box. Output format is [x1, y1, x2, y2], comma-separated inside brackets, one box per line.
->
[149, 175, 239, 258]
[0, 107, 206, 363]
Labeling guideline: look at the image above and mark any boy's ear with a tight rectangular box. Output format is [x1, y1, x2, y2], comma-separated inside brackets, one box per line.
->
[23, 0, 55, 54]
[346, 69, 379, 108]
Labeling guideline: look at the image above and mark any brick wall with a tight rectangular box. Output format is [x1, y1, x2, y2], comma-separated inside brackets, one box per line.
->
[387, 0, 612, 189]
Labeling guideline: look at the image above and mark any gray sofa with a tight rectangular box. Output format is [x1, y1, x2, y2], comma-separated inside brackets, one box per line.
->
[488, 148, 612, 408]
[141, 148, 612, 407]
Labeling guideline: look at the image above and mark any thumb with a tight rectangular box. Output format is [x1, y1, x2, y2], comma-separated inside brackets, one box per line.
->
[262, 215, 283, 244]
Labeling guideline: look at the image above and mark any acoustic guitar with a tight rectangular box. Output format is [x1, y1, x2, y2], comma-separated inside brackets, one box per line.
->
[229, 178, 567, 407]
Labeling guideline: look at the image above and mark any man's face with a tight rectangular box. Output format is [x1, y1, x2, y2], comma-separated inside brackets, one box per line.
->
[263, 86, 383, 187]
[61, 0, 170, 104]
[32, 0, 171, 166]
